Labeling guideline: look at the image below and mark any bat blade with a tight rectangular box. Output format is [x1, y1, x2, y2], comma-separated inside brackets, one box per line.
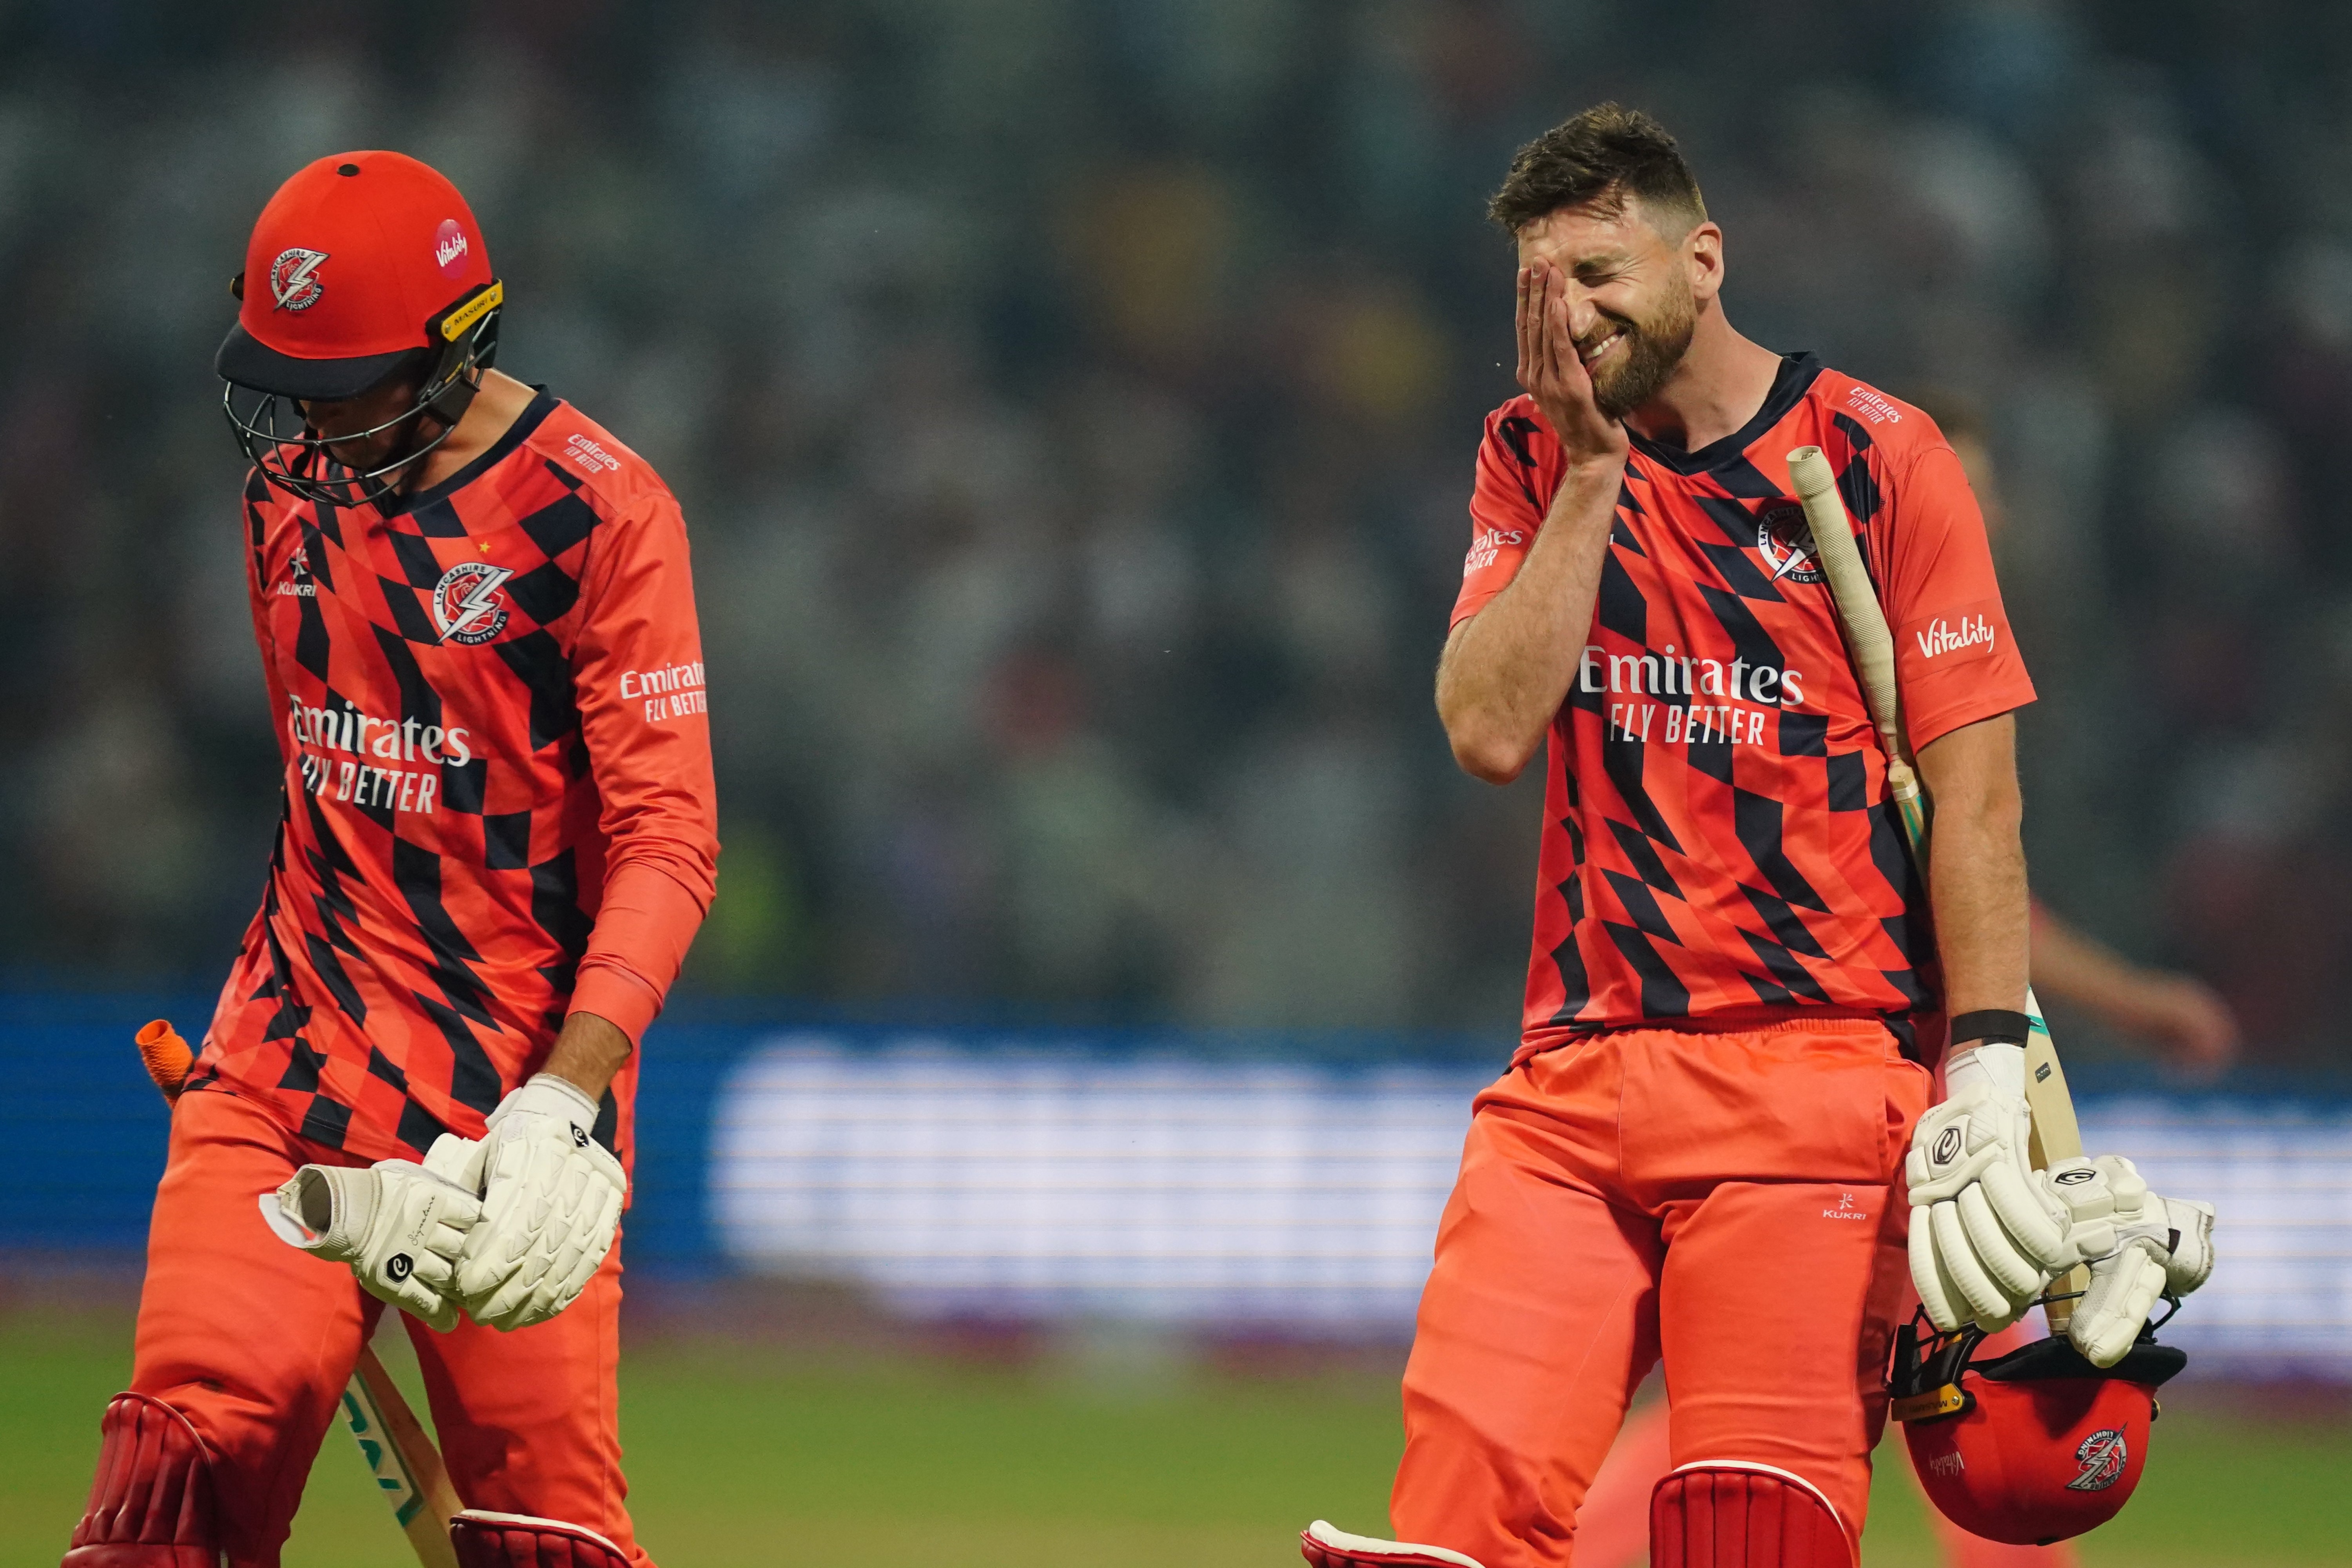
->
[343, 1345, 465, 1568]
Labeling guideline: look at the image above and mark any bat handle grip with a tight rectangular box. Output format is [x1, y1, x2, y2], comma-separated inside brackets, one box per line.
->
[136, 1020, 194, 1105]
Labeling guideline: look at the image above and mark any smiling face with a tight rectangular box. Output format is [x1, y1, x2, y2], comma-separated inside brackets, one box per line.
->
[1515, 193, 1711, 420]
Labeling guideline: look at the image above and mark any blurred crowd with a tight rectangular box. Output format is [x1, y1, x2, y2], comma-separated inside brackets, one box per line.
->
[5, 0, 2350, 1065]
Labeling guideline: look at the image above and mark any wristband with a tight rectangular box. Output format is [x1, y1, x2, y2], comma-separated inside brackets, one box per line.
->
[1949, 1009, 2034, 1047]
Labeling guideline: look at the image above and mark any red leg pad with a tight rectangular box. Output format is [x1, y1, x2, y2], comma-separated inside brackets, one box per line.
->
[452, 1509, 630, 1568]
[1651, 1465, 1854, 1568]
[1299, 1519, 1487, 1568]
[60, 1392, 220, 1567]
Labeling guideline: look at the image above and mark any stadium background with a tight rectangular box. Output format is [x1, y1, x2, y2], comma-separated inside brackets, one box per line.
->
[1, 1, 2345, 1563]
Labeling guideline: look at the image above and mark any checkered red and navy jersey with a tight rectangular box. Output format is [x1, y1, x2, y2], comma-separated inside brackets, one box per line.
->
[1454, 355, 2035, 1056]
[186, 390, 718, 1164]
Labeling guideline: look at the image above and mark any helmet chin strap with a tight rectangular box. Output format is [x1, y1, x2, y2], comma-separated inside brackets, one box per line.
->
[298, 351, 486, 508]
[299, 408, 434, 508]
[343, 306, 495, 505]
[354, 383, 469, 505]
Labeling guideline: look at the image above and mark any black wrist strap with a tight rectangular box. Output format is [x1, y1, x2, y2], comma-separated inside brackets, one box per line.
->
[1949, 1009, 2034, 1047]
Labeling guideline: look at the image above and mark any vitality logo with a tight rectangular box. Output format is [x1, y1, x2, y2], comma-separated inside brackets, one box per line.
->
[1916, 614, 1995, 660]
[434, 218, 469, 275]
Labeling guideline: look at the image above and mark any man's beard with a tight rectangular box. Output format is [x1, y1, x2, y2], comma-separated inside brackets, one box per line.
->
[1584, 285, 1697, 421]
[311, 403, 445, 491]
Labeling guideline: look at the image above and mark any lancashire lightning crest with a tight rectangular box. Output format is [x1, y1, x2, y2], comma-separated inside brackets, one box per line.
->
[269, 247, 330, 312]
[1756, 501, 1825, 584]
[2065, 1427, 2128, 1492]
[432, 561, 512, 645]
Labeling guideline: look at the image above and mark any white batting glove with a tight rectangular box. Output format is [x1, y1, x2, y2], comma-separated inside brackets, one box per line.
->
[455, 1074, 627, 1332]
[2044, 1154, 2217, 1367]
[1906, 1045, 2078, 1331]
[265, 1134, 485, 1332]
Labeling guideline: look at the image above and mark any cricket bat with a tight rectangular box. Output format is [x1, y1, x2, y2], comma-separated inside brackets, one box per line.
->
[1782, 448, 2091, 1332]
[133, 1020, 466, 1568]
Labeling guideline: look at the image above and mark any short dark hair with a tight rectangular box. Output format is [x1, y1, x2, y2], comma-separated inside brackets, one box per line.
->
[1488, 103, 1706, 237]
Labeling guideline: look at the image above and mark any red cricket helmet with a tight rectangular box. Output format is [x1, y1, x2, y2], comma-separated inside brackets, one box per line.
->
[215, 150, 503, 502]
[1891, 1318, 2186, 1547]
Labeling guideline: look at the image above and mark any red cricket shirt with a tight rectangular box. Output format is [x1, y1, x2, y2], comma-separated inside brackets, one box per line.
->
[189, 390, 718, 1163]
[1453, 355, 2036, 1056]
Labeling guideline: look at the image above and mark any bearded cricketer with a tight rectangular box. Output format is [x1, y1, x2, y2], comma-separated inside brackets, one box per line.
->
[1301, 105, 2207, 1568]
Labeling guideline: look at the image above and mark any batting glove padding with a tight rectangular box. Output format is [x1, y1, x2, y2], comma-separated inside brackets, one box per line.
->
[1906, 1065, 2075, 1332]
[456, 1074, 626, 1332]
[265, 1134, 485, 1332]
[2045, 1154, 2217, 1367]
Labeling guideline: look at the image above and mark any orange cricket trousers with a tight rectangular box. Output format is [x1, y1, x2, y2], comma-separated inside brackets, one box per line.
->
[118, 1086, 651, 1568]
[1390, 1018, 1931, 1567]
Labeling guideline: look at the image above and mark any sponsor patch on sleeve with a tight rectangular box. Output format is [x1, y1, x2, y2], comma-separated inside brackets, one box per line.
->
[620, 659, 708, 722]
[1900, 598, 2002, 668]
[1464, 526, 1526, 575]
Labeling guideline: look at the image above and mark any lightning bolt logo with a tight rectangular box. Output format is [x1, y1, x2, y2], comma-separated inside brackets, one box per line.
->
[269, 247, 331, 312]
[2067, 1428, 2128, 1492]
[432, 562, 513, 645]
[1755, 502, 1825, 585]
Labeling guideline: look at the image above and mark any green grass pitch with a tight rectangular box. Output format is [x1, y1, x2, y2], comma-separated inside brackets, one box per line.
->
[3, 1304, 2341, 1565]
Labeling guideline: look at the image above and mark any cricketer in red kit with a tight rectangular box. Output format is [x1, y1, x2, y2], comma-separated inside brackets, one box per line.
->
[1547, 404, 2249, 1568]
[61, 152, 714, 1568]
[1302, 107, 2038, 1568]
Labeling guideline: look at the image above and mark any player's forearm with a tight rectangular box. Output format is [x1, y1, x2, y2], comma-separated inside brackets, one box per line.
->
[1926, 813, 2029, 1022]
[1916, 716, 2030, 1026]
[540, 1009, 632, 1103]
[1436, 460, 1622, 783]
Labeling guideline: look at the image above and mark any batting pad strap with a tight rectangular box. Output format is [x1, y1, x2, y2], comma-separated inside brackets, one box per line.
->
[1949, 1011, 2035, 1048]
[1652, 1463, 1854, 1568]
[451, 1508, 630, 1568]
[1299, 1519, 1489, 1568]
[62, 1392, 220, 1566]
